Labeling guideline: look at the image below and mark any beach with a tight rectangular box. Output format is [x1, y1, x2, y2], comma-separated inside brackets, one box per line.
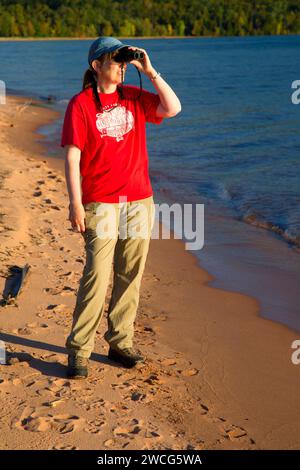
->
[0, 94, 300, 450]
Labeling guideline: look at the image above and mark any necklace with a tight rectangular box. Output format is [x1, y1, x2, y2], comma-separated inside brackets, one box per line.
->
[97, 86, 121, 113]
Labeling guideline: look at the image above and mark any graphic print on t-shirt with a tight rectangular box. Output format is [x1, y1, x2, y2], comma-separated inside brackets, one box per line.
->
[96, 104, 134, 142]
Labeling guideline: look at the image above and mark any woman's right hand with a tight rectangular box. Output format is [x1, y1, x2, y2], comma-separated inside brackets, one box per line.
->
[68, 202, 86, 233]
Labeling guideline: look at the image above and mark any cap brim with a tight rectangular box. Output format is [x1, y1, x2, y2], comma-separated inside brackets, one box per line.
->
[89, 44, 131, 64]
[113, 44, 131, 51]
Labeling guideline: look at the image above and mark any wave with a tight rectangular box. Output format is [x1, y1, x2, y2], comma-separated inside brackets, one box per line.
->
[240, 212, 300, 251]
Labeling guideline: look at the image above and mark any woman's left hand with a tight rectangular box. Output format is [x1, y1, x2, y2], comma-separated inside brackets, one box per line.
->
[127, 47, 154, 75]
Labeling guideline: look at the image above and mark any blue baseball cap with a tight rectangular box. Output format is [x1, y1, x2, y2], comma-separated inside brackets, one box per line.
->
[88, 36, 131, 66]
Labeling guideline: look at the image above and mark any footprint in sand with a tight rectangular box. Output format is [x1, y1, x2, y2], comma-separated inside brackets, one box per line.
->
[43, 378, 72, 396]
[24, 377, 44, 389]
[25, 322, 38, 328]
[6, 353, 32, 368]
[55, 318, 71, 328]
[103, 439, 116, 448]
[37, 304, 67, 322]
[39, 304, 71, 320]
[38, 378, 81, 398]
[113, 418, 143, 437]
[23, 322, 49, 334]
[58, 271, 75, 281]
[143, 372, 165, 385]
[179, 368, 199, 377]
[50, 205, 61, 211]
[81, 398, 106, 412]
[144, 428, 163, 442]
[11, 327, 33, 336]
[113, 418, 163, 446]
[14, 406, 85, 433]
[43, 287, 62, 296]
[110, 370, 161, 403]
[111, 380, 136, 392]
[0, 378, 9, 388]
[86, 372, 106, 387]
[152, 313, 168, 321]
[222, 424, 250, 442]
[199, 403, 209, 415]
[40, 353, 65, 364]
[60, 286, 77, 296]
[195, 402, 255, 447]
[143, 326, 157, 334]
[72, 387, 94, 400]
[129, 390, 154, 404]
[84, 417, 106, 434]
[111, 377, 156, 403]
[51, 444, 79, 450]
[160, 358, 177, 366]
[143, 293, 152, 300]
[36, 311, 55, 320]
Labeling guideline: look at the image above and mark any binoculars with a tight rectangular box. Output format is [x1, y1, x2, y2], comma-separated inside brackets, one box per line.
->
[114, 47, 144, 64]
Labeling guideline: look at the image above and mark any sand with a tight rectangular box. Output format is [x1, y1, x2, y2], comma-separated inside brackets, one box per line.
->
[0, 94, 300, 450]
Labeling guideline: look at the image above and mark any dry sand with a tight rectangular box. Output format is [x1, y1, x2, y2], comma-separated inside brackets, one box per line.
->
[0, 95, 300, 450]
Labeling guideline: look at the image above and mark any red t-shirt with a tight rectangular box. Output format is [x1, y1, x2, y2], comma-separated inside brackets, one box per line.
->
[60, 84, 163, 204]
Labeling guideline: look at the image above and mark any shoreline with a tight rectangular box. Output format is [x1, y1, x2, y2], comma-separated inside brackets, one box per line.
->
[0, 36, 241, 41]
[0, 94, 300, 449]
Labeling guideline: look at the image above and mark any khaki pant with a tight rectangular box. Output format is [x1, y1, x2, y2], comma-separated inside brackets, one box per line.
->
[66, 195, 155, 358]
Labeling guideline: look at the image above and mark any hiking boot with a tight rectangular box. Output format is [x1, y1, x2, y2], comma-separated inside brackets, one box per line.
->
[108, 346, 145, 368]
[67, 354, 89, 379]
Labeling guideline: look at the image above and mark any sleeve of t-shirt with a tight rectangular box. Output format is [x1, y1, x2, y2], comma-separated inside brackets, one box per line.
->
[60, 96, 87, 151]
[140, 88, 164, 125]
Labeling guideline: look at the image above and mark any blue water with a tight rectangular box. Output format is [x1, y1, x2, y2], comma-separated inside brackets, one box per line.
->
[1, 36, 299, 331]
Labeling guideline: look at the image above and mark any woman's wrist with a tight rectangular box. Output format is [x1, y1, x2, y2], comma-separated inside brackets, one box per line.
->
[146, 68, 160, 80]
[69, 200, 83, 208]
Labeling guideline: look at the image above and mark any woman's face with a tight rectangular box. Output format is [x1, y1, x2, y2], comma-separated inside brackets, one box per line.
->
[92, 57, 127, 84]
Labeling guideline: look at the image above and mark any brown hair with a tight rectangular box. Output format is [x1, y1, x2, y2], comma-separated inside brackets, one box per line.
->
[82, 50, 125, 112]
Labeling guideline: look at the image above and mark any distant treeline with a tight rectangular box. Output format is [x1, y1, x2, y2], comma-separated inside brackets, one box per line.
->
[0, 0, 299, 38]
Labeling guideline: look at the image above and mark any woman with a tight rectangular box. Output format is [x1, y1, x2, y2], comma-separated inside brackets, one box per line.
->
[61, 36, 181, 379]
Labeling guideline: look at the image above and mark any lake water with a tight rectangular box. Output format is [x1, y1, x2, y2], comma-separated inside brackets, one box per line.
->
[1, 35, 299, 332]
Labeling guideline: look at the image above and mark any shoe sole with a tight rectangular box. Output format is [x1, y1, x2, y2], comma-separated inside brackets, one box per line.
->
[67, 368, 88, 379]
[67, 374, 87, 380]
[108, 350, 145, 368]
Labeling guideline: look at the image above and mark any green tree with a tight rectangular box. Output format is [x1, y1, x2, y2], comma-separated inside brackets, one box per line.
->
[191, 19, 201, 36]
[0, 11, 12, 36]
[142, 17, 153, 36]
[176, 19, 185, 36]
[0, 0, 299, 38]
[27, 20, 35, 36]
[119, 19, 136, 37]
[10, 15, 20, 36]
